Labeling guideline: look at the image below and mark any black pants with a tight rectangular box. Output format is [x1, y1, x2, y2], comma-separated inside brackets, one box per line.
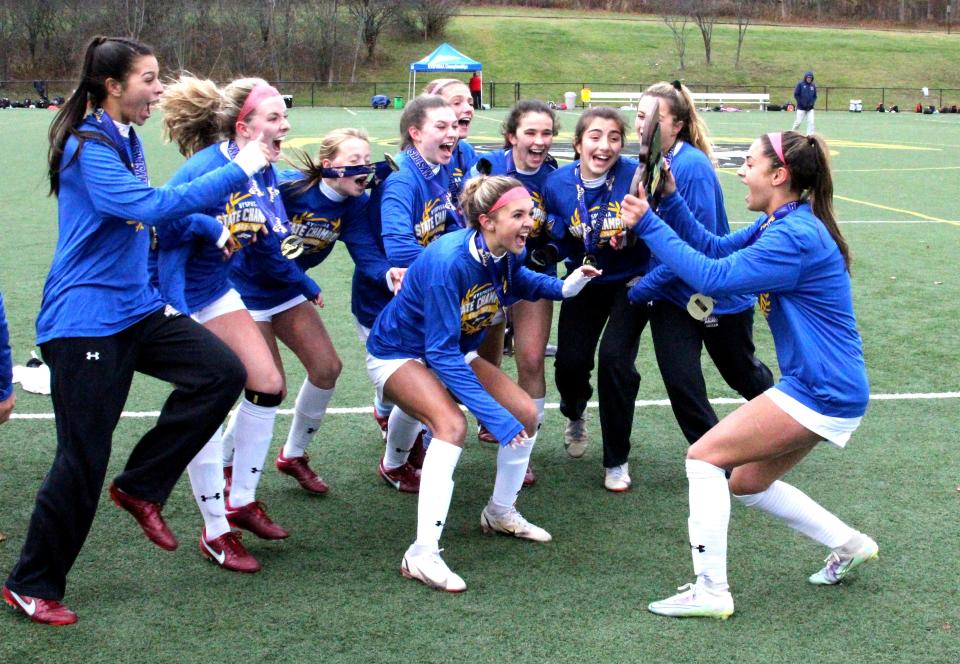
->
[6, 309, 245, 600]
[650, 301, 773, 445]
[471, 90, 481, 109]
[555, 280, 649, 468]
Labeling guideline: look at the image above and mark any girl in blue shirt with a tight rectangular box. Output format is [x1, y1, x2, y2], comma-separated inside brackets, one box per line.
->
[367, 175, 598, 592]
[621, 131, 876, 620]
[228, 128, 404, 497]
[470, 100, 560, 482]
[3, 37, 267, 624]
[542, 107, 650, 492]
[630, 81, 773, 450]
[159, 75, 301, 572]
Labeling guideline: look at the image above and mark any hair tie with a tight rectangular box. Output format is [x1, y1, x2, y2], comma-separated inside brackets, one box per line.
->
[767, 132, 786, 166]
[488, 186, 531, 214]
[671, 80, 683, 91]
[237, 82, 282, 127]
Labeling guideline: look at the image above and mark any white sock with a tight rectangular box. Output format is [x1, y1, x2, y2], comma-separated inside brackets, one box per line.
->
[187, 428, 230, 539]
[221, 407, 239, 467]
[383, 407, 421, 469]
[532, 397, 545, 431]
[227, 399, 277, 508]
[414, 438, 461, 551]
[282, 379, 335, 458]
[686, 459, 730, 591]
[734, 480, 855, 549]
[489, 431, 536, 514]
[374, 393, 393, 418]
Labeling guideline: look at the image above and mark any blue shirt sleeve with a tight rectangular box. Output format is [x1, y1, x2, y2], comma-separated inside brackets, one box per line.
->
[627, 264, 675, 304]
[248, 231, 321, 302]
[510, 262, 564, 302]
[381, 176, 425, 268]
[647, 192, 760, 258]
[340, 198, 391, 286]
[0, 290, 12, 401]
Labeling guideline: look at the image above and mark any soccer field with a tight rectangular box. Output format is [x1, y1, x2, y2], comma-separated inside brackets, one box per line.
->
[0, 107, 958, 662]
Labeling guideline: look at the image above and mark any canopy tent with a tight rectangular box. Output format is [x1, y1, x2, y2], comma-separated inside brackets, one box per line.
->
[407, 43, 482, 103]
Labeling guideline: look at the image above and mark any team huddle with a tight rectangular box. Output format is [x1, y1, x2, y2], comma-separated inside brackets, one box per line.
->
[3, 36, 877, 626]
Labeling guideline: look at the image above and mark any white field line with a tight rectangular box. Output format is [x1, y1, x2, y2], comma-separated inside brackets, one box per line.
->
[730, 219, 959, 225]
[9, 391, 960, 420]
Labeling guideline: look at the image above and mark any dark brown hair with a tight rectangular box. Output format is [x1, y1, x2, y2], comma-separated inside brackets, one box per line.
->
[572, 107, 626, 160]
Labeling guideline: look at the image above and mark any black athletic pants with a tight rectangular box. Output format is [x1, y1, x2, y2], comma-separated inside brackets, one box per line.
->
[649, 301, 774, 445]
[555, 280, 649, 468]
[6, 309, 245, 600]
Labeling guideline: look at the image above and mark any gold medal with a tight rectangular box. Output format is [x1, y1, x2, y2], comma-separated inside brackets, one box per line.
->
[583, 254, 598, 268]
[686, 293, 715, 321]
[281, 235, 304, 260]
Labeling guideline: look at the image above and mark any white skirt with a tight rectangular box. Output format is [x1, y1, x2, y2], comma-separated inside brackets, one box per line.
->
[765, 387, 862, 448]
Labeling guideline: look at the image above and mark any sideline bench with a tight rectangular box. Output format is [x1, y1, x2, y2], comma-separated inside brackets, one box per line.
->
[587, 91, 769, 110]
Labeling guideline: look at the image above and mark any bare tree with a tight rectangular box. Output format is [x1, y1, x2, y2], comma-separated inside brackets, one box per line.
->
[116, 0, 149, 39]
[663, 13, 691, 70]
[13, 0, 60, 64]
[690, 0, 718, 65]
[411, 0, 461, 40]
[733, 0, 753, 69]
[347, 0, 405, 62]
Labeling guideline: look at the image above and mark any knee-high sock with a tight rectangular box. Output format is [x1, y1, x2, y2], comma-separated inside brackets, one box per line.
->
[374, 392, 393, 418]
[221, 407, 239, 467]
[489, 432, 537, 513]
[227, 399, 277, 508]
[686, 459, 730, 591]
[283, 379, 335, 459]
[383, 407, 421, 469]
[734, 480, 854, 549]
[188, 428, 230, 539]
[532, 398, 545, 430]
[414, 439, 461, 551]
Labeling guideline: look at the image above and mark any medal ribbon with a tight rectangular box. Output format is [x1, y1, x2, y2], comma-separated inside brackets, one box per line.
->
[750, 200, 801, 244]
[473, 231, 511, 307]
[227, 139, 290, 237]
[574, 163, 616, 259]
[404, 146, 463, 227]
[93, 108, 148, 183]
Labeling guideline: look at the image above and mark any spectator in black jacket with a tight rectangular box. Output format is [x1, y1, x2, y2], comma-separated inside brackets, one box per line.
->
[791, 71, 817, 135]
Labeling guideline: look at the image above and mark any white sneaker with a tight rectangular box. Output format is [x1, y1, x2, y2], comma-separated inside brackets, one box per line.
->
[564, 417, 589, 458]
[400, 546, 466, 593]
[648, 582, 734, 620]
[480, 506, 552, 543]
[808, 533, 878, 585]
[604, 463, 631, 492]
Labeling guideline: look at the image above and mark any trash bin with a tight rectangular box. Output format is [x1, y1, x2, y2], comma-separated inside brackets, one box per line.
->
[564, 91, 577, 110]
[848, 99, 862, 112]
[393, 96, 404, 109]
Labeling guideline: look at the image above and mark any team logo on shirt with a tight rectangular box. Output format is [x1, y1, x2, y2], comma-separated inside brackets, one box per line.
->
[126, 220, 146, 233]
[758, 292, 772, 318]
[530, 192, 548, 237]
[218, 191, 266, 239]
[415, 198, 448, 246]
[568, 202, 626, 246]
[288, 212, 342, 253]
[460, 283, 501, 334]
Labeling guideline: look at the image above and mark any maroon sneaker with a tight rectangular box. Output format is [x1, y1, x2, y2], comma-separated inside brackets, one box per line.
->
[226, 500, 289, 540]
[477, 424, 497, 444]
[523, 461, 537, 487]
[199, 529, 261, 573]
[378, 457, 420, 493]
[109, 482, 178, 551]
[373, 408, 389, 440]
[3, 585, 78, 626]
[276, 451, 329, 495]
[407, 431, 426, 470]
[223, 465, 233, 500]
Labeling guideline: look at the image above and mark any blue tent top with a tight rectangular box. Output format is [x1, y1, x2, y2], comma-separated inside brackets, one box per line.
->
[409, 43, 482, 72]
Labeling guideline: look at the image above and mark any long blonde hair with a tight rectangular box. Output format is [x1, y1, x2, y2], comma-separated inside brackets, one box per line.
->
[643, 81, 715, 164]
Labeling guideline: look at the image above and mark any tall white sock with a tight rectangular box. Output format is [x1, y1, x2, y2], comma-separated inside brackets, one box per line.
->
[686, 459, 730, 591]
[489, 431, 536, 513]
[188, 428, 230, 539]
[383, 407, 421, 469]
[532, 397, 545, 431]
[374, 393, 393, 417]
[734, 480, 855, 549]
[227, 399, 277, 508]
[221, 407, 239, 467]
[413, 438, 461, 552]
[283, 379, 335, 458]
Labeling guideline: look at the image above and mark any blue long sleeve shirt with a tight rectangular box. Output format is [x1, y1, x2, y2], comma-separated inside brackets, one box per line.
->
[36, 118, 248, 343]
[0, 290, 12, 401]
[381, 157, 457, 267]
[367, 229, 564, 444]
[633, 194, 869, 418]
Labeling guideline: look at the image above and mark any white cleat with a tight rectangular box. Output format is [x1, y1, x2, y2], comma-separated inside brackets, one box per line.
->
[648, 582, 734, 620]
[808, 533, 879, 585]
[604, 462, 631, 492]
[564, 417, 589, 458]
[401, 547, 466, 593]
[480, 506, 552, 543]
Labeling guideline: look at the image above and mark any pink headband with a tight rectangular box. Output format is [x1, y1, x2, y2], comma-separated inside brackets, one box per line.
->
[488, 186, 531, 214]
[237, 82, 282, 127]
[767, 132, 786, 166]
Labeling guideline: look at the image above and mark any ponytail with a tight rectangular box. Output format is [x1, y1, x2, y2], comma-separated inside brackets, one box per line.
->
[287, 127, 370, 195]
[48, 35, 154, 195]
[160, 75, 226, 157]
[643, 81, 715, 164]
[763, 131, 850, 271]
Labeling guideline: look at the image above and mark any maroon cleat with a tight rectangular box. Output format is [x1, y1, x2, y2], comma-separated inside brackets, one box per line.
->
[199, 529, 261, 573]
[223, 465, 233, 500]
[109, 482, 178, 551]
[226, 500, 289, 540]
[477, 424, 497, 444]
[275, 451, 329, 495]
[407, 431, 426, 470]
[3, 585, 78, 626]
[373, 408, 389, 440]
[523, 461, 537, 487]
[378, 457, 420, 493]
